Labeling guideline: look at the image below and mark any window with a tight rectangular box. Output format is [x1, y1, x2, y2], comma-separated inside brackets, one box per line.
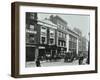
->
[57, 31, 59, 37]
[50, 38, 54, 44]
[64, 42, 66, 46]
[42, 26, 46, 29]
[62, 33, 64, 38]
[26, 33, 29, 43]
[59, 25, 61, 28]
[41, 32, 46, 36]
[62, 26, 64, 30]
[26, 24, 30, 29]
[64, 34, 66, 38]
[41, 37, 45, 44]
[50, 33, 54, 37]
[69, 36, 71, 41]
[50, 29, 55, 38]
[30, 13, 35, 19]
[59, 32, 61, 37]
[30, 25, 34, 30]
[60, 25, 62, 29]
[41, 26, 47, 37]
[62, 33, 66, 38]
[61, 41, 63, 46]
[58, 22, 61, 29]
[58, 40, 60, 46]
[29, 34, 34, 43]
[61, 32, 62, 37]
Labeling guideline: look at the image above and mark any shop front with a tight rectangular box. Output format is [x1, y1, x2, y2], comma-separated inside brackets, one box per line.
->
[45, 45, 57, 61]
[26, 45, 36, 61]
[38, 46, 46, 61]
[57, 47, 67, 58]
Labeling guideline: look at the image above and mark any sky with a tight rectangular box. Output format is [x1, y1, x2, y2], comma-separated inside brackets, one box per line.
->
[38, 13, 90, 40]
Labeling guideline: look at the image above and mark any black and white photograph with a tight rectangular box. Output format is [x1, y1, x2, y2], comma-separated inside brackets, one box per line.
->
[11, 2, 97, 77]
[25, 12, 90, 67]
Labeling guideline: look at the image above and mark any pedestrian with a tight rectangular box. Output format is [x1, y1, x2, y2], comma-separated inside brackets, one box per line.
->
[79, 56, 84, 65]
[78, 52, 84, 65]
[36, 57, 41, 67]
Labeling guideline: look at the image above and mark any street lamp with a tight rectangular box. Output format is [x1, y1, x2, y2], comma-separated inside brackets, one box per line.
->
[87, 32, 90, 64]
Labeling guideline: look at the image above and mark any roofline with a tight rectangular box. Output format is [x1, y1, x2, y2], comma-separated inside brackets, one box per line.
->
[37, 20, 57, 29]
[67, 28, 79, 37]
[55, 15, 67, 24]
[38, 19, 57, 26]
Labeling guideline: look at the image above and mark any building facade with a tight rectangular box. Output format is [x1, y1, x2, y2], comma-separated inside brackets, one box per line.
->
[74, 28, 87, 52]
[26, 13, 85, 62]
[81, 37, 87, 51]
[26, 12, 58, 61]
[26, 12, 40, 61]
[37, 18, 57, 60]
[67, 28, 79, 57]
[50, 15, 68, 57]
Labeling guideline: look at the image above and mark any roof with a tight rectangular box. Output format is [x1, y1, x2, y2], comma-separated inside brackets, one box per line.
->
[55, 15, 67, 24]
[38, 18, 57, 29]
[67, 28, 79, 37]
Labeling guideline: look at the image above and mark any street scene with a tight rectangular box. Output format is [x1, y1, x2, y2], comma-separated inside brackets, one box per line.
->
[25, 12, 90, 67]
[26, 58, 88, 67]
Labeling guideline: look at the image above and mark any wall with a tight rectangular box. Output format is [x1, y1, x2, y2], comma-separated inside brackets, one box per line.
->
[0, 0, 100, 80]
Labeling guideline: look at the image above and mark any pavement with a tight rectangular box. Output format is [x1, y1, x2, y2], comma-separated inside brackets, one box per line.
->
[25, 59, 84, 67]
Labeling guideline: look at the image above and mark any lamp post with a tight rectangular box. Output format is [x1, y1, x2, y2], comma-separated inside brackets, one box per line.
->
[87, 32, 90, 64]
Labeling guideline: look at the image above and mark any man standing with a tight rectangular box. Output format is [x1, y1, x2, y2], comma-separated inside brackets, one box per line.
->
[36, 57, 41, 67]
[78, 52, 84, 65]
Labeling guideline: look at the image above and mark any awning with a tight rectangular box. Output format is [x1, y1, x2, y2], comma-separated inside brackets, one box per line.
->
[38, 46, 45, 49]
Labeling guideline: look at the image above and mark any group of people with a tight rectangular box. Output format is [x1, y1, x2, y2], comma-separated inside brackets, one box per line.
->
[35, 51, 88, 67]
[78, 52, 88, 65]
[64, 51, 88, 65]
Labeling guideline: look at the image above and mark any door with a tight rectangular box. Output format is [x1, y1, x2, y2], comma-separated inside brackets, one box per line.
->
[26, 47, 35, 61]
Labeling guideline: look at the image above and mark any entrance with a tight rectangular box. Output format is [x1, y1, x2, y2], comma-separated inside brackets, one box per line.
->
[26, 47, 35, 61]
[39, 49, 45, 60]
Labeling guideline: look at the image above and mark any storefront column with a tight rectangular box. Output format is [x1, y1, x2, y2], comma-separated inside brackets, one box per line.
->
[55, 49, 57, 55]
[51, 49, 52, 57]
[35, 46, 39, 61]
[66, 34, 69, 52]
[56, 31, 58, 46]
[76, 38, 79, 54]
